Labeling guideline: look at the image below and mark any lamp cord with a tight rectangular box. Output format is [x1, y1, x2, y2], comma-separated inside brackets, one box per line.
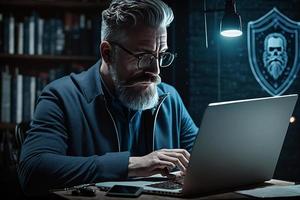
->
[204, 0, 208, 48]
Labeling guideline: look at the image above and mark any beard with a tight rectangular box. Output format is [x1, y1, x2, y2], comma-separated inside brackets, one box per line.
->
[263, 52, 288, 80]
[109, 66, 161, 110]
[267, 61, 285, 80]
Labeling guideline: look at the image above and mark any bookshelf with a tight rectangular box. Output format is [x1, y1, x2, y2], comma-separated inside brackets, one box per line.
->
[0, 53, 97, 64]
[0, 0, 109, 10]
[0, 3, 108, 196]
[0, 0, 108, 129]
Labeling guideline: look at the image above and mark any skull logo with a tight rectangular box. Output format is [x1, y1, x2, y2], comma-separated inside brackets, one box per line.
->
[262, 33, 288, 80]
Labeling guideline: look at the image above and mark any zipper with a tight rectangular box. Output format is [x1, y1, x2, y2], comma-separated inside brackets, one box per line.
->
[152, 93, 169, 151]
[105, 102, 121, 152]
[103, 93, 169, 153]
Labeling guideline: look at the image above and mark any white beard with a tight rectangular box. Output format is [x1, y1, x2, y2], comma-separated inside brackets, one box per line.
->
[267, 61, 285, 80]
[263, 52, 288, 80]
[109, 67, 159, 110]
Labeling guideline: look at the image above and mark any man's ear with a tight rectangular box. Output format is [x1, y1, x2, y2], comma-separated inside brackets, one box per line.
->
[100, 41, 112, 64]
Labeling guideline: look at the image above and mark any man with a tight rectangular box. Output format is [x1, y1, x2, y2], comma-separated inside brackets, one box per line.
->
[18, 0, 198, 196]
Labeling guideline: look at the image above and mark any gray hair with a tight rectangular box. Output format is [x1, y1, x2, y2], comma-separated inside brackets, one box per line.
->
[101, 0, 174, 41]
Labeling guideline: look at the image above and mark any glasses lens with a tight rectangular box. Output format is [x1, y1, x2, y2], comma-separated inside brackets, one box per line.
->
[138, 52, 175, 69]
[160, 52, 174, 67]
[139, 54, 155, 69]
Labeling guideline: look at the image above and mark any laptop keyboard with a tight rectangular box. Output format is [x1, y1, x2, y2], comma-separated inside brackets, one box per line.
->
[146, 177, 184, 190]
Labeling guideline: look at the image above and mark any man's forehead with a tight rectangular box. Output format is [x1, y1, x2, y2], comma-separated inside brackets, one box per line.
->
[268, 37, 283, 46]
[123, 25, 168, 49]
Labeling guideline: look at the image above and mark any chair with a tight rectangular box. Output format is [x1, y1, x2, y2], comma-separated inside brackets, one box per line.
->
[14, 122, 30, 162]
[3, 122, 31, 198]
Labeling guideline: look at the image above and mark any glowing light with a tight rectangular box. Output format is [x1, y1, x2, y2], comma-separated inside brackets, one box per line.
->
[220, 30, 243, 37]
[290, 116, 296, 123]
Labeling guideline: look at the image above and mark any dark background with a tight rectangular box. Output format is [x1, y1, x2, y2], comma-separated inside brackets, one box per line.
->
[0, 0, 299, 198]
[163, 0, 300, 182]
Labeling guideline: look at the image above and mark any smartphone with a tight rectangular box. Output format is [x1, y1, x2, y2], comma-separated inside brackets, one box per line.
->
[105, 185, 143, 197]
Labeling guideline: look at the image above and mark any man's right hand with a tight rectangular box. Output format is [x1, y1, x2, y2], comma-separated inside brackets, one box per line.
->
[127, 149, 190, 178]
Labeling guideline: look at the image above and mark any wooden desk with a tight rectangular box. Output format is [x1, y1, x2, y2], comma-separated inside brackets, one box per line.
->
[51, 179, 296, 200]
[52, 188, 246, 200]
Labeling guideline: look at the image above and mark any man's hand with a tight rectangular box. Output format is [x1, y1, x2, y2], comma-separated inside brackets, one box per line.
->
[128, 149, 190, 178]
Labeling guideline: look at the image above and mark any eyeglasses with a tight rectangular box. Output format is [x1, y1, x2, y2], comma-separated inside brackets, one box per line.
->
[109, 41, 176, 70]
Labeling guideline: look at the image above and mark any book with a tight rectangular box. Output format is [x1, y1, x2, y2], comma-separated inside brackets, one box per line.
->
[49, 18, 56, 55]
[22, 75, 37, 121]
[0, 13, 3, 53]
[56, 19, 65, 55]
[71, 15, 80, 55]
[1, 67, 12, 123]
[63, 12, 73, 55]
[8, 14, 15, 54]
[43, 19, 50, 55]
[3, 14, 15, 54]
[11, 68, 23, 123]
[17, 22, 24, 54]
[28, 14, 35, 55]
[22, 75, 31, 121]
[23, 17, 29, 55]
[16, 72, 23, 123]
[29, 76, 36, 119]
[37, 18, 44, 55]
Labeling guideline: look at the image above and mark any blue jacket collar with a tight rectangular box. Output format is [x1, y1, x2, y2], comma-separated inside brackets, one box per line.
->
[77, 60, 104, 103]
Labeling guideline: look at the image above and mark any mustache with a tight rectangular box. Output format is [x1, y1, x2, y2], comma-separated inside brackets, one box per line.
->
[267, 56, 285, 65]
[268, 58, 283, 65]
[120, 73, 161, 87]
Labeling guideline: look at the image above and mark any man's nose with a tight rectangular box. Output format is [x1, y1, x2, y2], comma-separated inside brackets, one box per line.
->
[146, 59, 160, 75]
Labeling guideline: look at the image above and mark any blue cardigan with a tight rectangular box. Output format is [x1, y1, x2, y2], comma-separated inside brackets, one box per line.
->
[18, 61, 199, 195]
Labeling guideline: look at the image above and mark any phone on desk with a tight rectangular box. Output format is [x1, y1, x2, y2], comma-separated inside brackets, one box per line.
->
[106, 185, 143, 197]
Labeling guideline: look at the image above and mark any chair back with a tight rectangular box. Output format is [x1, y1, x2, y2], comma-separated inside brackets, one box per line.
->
[14, 122, 30, 161]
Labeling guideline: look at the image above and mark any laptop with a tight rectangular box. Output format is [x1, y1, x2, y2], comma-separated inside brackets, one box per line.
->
[96, 94, 298, 196]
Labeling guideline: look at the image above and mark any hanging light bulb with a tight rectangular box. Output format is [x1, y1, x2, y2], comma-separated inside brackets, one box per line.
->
[220, 0, 243, 37]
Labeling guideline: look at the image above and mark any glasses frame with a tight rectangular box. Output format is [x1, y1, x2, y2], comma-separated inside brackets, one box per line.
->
[108, 41, 176, 69]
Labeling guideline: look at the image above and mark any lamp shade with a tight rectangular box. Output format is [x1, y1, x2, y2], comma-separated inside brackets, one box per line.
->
[220, 0, 242, 37]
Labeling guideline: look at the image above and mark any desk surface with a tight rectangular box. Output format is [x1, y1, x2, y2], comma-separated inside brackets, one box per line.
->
[53, 187, 247, 200]
[52, 179, 298, 200]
